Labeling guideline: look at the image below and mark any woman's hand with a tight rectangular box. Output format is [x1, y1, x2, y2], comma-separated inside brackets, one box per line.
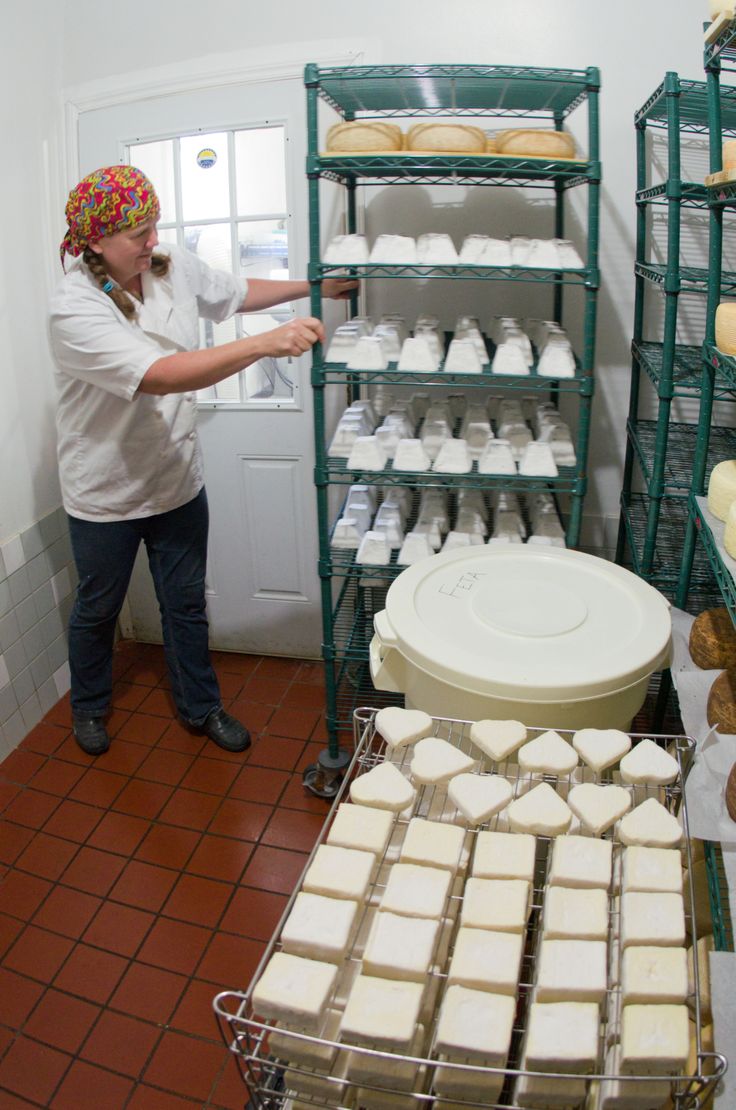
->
[321, 277, 359, 300]
[260, 317, 326, 357]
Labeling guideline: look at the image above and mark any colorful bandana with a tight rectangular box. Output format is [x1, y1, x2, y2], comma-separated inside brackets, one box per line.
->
[59, 165, 160, 267]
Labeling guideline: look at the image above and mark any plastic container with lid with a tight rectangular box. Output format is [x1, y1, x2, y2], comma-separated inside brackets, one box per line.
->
[369, 546, 672, 730]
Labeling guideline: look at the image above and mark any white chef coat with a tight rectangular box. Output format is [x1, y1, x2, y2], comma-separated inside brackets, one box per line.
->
[48, 244, 248, 522]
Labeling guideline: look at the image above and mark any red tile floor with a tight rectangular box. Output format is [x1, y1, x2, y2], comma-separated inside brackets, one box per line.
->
[0, 640, 339, 1108]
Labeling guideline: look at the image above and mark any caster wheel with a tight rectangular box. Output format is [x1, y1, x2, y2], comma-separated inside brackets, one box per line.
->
[302, 762, 343, 799]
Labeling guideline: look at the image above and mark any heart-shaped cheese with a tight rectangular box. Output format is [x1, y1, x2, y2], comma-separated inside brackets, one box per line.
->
[618, 797, 683, 848]
[469, 719, 527, 762]
[619, 739, 679, 785]
[567, 783, 632, 837]
[375, 706, 433, 751]
[518, 730, 578, 775]
[507, 782, 573, 836]
[410, 737, 476, 785]
[448, 773, 513, 825]
[350, 761, 416, 812]
[572, 728, 632, 773]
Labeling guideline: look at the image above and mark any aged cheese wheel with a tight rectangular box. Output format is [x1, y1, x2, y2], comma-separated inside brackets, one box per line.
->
[689, 607, 736, 668]
[707, 668, 736, 733]
[325, 121, 403, 153]
[406, 123, 486, 153]
[707, 458, 736, 520]
[727, 762, 736, 821]
[710, 0, 735, 18]
[725, 499, 736, 558]
[724, 139, 736, 171]
[496, 128, 576, 159]
[715, 301, 736, 354]
[485, 136, 498, 154]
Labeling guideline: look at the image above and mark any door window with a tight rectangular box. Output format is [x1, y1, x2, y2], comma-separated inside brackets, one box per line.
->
[128, 125, 293, 403]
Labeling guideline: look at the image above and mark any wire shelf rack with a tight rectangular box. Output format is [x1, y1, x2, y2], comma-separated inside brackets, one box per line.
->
[627, 418, 736, 494]
[633, 340, 736, 399]
[213, 711, 726, 1109]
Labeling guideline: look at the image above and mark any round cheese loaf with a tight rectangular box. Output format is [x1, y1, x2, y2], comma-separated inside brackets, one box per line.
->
[707, 668, 736, 734]
[710, 0, 735, 18]
[485, 136, 498, 154]
[707, 458, 736, 520]
[406, 123, 486, 153]
[715, 302, 736, 354]
[725, 499, 736, 558]
[496, 129, 576, 159]
[689, 607, 736, 669]
[727, 763, 736, 822]
[724, 139, 736, 171]
[326, 121, 403, 153]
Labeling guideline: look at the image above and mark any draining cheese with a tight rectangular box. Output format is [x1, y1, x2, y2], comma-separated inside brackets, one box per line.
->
[715, 303, 736, 356]
[707, 457, 736, 520]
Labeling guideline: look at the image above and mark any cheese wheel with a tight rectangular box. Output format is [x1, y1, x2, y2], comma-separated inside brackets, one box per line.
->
[707, 458, 736, 520]
[726, 498, 736, 558]
[707, 668, 736, 734]
[710, 0, 735, 18]
[724, 139, 736, 171]
[689, 607, 736, 668]
[715, 301, 736, 354]
[326, 121, 403, 153]
[485, 136, 498, 154]
[496, 128, 576, 159]
[406, 123, 486, 153]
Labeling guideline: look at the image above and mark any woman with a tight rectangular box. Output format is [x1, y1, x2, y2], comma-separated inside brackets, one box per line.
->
[50, 165, 355, 756]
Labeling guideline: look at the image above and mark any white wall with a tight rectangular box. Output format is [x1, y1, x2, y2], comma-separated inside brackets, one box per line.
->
[0, 2, 65, 546]
[56, 0, 712, 549]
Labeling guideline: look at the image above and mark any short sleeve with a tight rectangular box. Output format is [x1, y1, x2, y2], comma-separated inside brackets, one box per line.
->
[171, 245, 248, 323]
[48, 295, 163, 402]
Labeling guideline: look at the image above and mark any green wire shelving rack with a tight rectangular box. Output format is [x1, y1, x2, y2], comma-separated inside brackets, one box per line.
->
[304, 63, 601, 793]
[615, 73, 736, 591]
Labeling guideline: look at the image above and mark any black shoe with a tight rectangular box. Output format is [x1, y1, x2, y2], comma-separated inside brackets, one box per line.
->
[72, 716, 111, 755]
[201, 708, 252, 753]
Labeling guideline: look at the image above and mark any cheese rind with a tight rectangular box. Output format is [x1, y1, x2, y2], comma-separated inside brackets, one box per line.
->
[524, 1001, 600, 1072]
[379, 862, 452, 919]
[252, 953, 338, 1031]
[326, 802, 395, 856]
[621, 891, 686, 948]
[447, 926, 524, 995]
[460, 877, 531, 932]
[548, 835, 613, 890]
[472, 830, 536, 882]
[620, 1003, 690, 1075]
[621, 945, 688, 1004]
[434, 985, 515, 1063]
[536, 938, 608, 1003]
[399, 817, 466, 872]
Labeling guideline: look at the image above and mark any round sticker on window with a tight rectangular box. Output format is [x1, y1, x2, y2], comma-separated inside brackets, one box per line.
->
[197, 148, 217, 169]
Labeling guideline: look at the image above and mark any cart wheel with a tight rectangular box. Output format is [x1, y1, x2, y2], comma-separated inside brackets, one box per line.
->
[302, 762, 342, 799]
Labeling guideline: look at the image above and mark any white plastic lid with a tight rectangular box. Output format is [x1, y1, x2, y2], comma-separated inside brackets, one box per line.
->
[379, 546, 672, 701]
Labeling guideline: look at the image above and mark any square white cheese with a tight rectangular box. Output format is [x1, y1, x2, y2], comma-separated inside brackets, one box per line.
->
[548, 834, 613, 890]
[269, 1008, 342, 1068]
[434, 985, 515, 1064]
[460, 877, 531, 933]
[346, 1024, 425, 1090]
[621, 891, 685, 948]
[280, 892, 359, 963]
[252, 952, 338, 1032]
[536, 938, 608, 1003]
[622, 846, 683, 894]
[620, 1003, 690, 1075]
[515, 1051, 587, 1106]
[472, 830, 536, 882]
[340, 974, 424, 1048]
[593, 1043, 671, 1108]
[357, 1085, 427, 1109]
[399, 816, 466, 872]
[284, 1052, 348, 1100]
[542, 886, 609, 941]
[379, 862, 452, 919]
[301, 843, 375, 901]
[621, 945, 688, 1004]
[447, 926, 523, 995]
[326, 802, 395, 856]
[432, 1056, 504, 1101]
[363, 911, 440, 981]
[524, 1001, 600, 1072]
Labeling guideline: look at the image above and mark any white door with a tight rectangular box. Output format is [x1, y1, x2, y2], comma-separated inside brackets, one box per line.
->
[77, 79, 324, 656]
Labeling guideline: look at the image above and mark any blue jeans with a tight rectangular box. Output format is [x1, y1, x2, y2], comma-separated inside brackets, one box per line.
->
[67, 488, 221, 726]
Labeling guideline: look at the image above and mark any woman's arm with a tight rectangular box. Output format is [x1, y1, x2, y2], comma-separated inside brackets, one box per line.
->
[239, 276, 357, 312]
[137, 317, 324, 395]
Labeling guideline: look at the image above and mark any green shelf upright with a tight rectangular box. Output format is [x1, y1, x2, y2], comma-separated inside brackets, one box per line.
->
[303, 63, 601, 795]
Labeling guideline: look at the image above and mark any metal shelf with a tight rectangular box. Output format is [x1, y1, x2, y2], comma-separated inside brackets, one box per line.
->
[635, 76, 736, 134]
[316, 261, 592, 285]
[311, 152, 593, 189]
[627, 418, 736, 493]
[308, 63, 596, 119]
[704, 339, 736, 391]
[689, 494, 736, 623]
[618, 493, 720, 603]
[633, 339, 736, 399]
[634, 261, 736, 295]
[705, 18, 736, 70]
[636, 181, 710, 209]
[324, 456, 579, 493]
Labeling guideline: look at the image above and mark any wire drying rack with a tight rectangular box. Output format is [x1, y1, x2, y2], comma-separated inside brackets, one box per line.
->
[213, 710, 728, 1108]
